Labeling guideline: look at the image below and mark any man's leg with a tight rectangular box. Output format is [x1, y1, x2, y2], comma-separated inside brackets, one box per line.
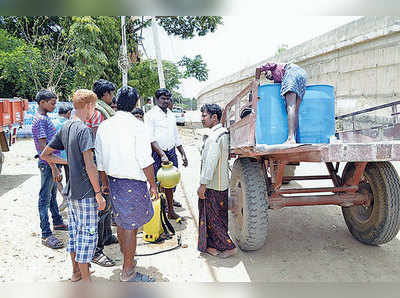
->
[70, 252, 81, 282]
[284, 92, 298, 144]
[92, 209, 115, 267]
[118, 226, 137, 281]
[165, 188, 180, 219]
[49, 181, 64, 227]
[38, 164, 54, 240]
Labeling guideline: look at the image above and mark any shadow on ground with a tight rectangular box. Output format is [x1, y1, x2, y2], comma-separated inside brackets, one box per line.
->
[0, 174, 34, 197]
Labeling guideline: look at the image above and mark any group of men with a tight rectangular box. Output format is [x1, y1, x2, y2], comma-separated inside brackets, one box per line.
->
[33, 79, 237, 282]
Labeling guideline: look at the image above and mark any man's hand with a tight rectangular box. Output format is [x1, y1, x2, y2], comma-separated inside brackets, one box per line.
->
[182, 155, 188, 167]
[149, 184, 158, 201]
[96, 193, 106, 211]
[101, 185, 110, 195]
[161, 153, 169, 163]
[197, 184, 207, 200]
[51, 167, 63, 183]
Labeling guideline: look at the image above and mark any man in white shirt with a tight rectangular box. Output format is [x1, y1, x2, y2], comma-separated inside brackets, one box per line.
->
[144, 88, 188, 219]
[95, 86, 157, 282]
[197, 103, 237, 259]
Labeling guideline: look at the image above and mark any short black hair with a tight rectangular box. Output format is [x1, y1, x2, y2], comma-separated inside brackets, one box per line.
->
[201, 103, 223, 121]
[116, 86, 139, 112]
[58, 102, 73, 115]
[132, 107, 144, 116]
[35, 90, 57, 104]
[93, 79, 116, 99]
[155, 88, 172, 99]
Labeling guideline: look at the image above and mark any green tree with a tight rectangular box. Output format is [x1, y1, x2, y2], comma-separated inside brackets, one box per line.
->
[178, 55, 208, 81]
[0, 29, 42, 98]
[128, 59, 181, 99]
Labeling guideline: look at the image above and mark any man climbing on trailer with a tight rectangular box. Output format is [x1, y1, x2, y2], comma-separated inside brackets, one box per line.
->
[260, 62, 307, 144]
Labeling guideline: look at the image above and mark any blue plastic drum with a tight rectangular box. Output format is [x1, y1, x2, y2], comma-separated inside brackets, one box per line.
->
[255, 84, 335, 145]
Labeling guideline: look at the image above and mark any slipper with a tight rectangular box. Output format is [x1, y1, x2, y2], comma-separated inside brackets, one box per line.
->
[173, 200, 182, 207]
[42, 235, 64, 249]
[104, 235, 119, 246]
[204, 249, 222, 257]
[91, 252, 115, 267]
[218, 248, 238, 259]
[120, 272, 155, 282]
[54, 224, 68, 231]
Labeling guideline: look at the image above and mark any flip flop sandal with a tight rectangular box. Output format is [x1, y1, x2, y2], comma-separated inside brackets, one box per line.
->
[91, 252, 116, 267]
[120, 272, 155, 283]
[42, 235, 64, 249]
[53, 224, 68, 231]
[71, 264, 95, 282]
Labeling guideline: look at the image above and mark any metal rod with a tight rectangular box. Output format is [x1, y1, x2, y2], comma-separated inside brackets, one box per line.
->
[283, 175, 333, 181]
[269, 193, 369, 209]
[275, 185, 358, 195]
[336, 100, 400, 120]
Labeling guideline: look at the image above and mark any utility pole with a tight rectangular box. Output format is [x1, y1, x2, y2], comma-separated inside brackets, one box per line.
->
[120, 16, 129, 87]
[152, 17, 166, 88]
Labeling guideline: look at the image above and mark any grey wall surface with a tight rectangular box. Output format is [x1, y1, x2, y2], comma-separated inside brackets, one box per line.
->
[197, 17, 400, 130]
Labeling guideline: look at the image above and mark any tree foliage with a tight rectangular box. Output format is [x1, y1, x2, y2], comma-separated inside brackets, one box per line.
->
[0, 16, 222, 100]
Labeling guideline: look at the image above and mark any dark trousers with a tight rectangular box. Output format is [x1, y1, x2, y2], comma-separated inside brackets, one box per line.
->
[38, 162, 64, 238]
[95, 194, 113, 254]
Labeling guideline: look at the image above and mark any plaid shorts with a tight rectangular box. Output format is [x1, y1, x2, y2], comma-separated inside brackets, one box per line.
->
[66, 197, 98, 264]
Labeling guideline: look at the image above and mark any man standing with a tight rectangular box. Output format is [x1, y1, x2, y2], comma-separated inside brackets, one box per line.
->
[32, 90, 67, 249]
[144, 88, 188, 219]
[41, 89, 106, 282]
[95, 86, 157, 282]
[197, 103, 237, 258]
[90, 79, 118, 267]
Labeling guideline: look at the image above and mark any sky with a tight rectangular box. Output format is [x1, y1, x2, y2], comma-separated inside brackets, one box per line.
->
[141, 16, 362, 99]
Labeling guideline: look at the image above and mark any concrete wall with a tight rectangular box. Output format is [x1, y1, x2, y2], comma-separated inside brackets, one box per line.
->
[197, 17, 400, 130]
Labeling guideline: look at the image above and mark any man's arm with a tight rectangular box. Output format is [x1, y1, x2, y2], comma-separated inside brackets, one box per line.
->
[82, 150, 106, 210]
[176, 145, 188, 167]
[143, 165, 158, 199]
[151, 141, 168, 163]
[198, 138, 221, 199]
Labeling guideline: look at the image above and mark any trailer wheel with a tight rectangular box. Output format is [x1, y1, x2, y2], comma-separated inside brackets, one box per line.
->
[342, 162, 400, 245]
[229, 157, 268, 251]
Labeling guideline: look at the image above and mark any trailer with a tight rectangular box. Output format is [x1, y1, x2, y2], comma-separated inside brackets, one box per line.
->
[223, 67, 400, 251]
[0, 98, 29, 174]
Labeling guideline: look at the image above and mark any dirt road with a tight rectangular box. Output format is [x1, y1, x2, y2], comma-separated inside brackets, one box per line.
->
[1, 131, 400, 282]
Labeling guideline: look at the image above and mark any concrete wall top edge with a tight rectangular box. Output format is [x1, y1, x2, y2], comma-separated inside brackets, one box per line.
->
[198, 17, 400, 99]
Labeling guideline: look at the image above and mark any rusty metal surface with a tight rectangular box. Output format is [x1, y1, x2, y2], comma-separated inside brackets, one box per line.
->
[338, 123, 400, 142]
[269, 193, 370, 209]
[248, 142, 400, 162]
[283, 175, 333, 181]
[275, 185, 358, 195]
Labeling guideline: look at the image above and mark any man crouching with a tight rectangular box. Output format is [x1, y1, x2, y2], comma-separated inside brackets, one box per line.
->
[41, 89, 106, 282]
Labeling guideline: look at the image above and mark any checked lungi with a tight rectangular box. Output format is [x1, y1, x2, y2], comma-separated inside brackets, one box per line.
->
[108, 177, 154, 230]
[281, 63, 307, 100]
[66, 197, 98, 263]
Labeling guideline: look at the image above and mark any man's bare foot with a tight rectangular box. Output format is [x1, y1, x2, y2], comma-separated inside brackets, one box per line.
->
[71, 271, 82, 282]
[167, 210, 180, 220]
[206, 247, 221, 256]
[218, 248, 238, 258]
[283, 137, 297, 145]
[71, 266, 94, 282]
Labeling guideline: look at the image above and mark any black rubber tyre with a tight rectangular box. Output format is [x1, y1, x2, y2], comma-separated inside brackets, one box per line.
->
[229, 157, 268, 251]
[342, 162, 400, 245]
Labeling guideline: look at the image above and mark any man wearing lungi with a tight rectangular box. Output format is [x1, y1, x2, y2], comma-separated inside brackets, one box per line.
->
[41, 89, 106, 282]
[144, 88, 188, 219]
[95, 86, 157, 282]
[260, 62, 307, 144]
[197, 103, 237, 258]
